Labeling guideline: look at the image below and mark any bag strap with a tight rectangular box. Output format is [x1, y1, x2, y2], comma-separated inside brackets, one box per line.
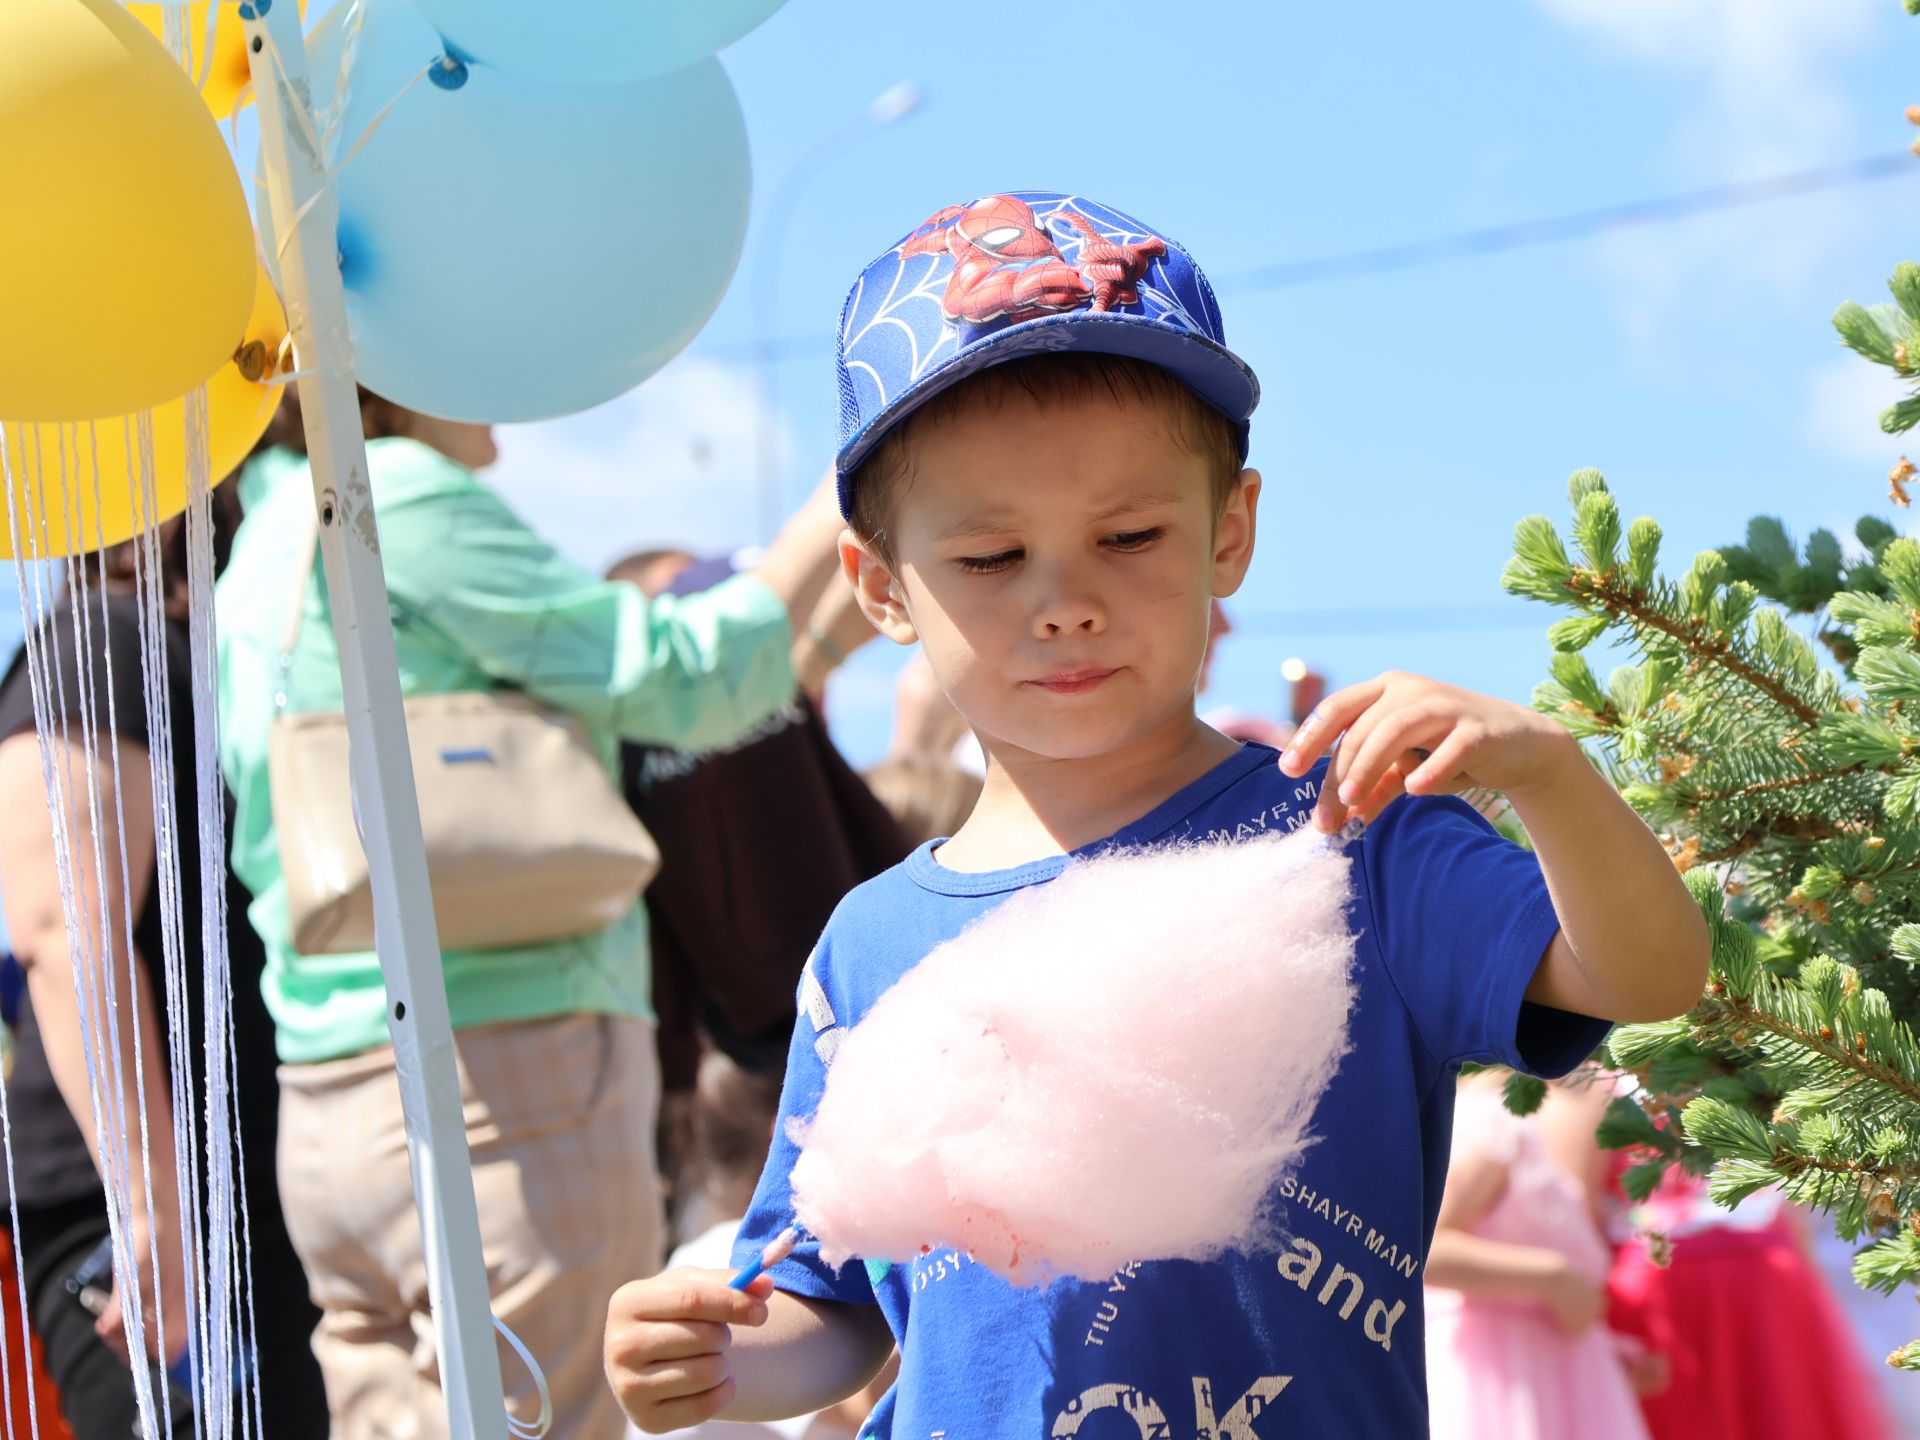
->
[274, 502, 320, 716]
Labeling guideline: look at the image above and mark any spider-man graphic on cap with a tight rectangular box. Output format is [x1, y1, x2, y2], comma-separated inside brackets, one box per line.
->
[901, 194, 1168, 328]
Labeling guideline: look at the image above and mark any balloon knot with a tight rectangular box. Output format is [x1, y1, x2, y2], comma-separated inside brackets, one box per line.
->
[429, 51, 470, 91]
[233, 340, 271, 384]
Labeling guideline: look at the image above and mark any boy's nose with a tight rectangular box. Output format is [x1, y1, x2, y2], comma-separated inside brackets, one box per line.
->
[1031, 574, 1107, 639]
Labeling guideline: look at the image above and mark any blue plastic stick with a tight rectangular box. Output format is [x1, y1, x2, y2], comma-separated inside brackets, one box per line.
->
[729, 1225, 801, 1290]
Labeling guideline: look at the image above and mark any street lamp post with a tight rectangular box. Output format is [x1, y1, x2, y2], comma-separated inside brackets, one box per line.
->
[753, 82, 922, 541]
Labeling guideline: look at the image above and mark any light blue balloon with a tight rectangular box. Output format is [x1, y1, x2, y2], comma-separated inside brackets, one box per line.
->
[274, 0, 750, 423]
[411, 0, 788, 87]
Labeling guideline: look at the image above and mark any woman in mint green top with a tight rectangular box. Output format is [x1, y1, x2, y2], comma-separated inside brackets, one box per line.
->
[216, 397, 846, 1437]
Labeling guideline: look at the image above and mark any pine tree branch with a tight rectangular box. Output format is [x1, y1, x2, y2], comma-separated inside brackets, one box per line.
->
[1689, 761, 1878, 803]
[1775, 1152, 1920, 1184]
[1566, 570, 1824, 726]
[1699, 817, 1848, 862]
[1704, 992, 1920, 1110]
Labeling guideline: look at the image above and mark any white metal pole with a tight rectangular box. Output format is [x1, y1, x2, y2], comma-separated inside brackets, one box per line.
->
[239, 4, 507, 1436]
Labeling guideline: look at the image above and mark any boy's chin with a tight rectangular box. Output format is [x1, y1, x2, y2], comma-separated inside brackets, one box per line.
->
[986, 707, 1194, 765]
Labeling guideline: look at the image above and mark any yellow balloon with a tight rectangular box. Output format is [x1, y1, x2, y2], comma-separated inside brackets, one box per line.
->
[129, 1, 307, 123]
[0, 262, 290, 561]
[0, 0, 254, 423]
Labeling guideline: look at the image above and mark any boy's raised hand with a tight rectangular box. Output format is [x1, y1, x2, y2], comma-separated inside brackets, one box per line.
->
[605, 1267, 773, 1433]
[1277, 670, 1577, 833]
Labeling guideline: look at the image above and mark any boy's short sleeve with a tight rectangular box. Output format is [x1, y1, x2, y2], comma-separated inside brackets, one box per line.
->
[1359, 794, 1608, 1077]
[732, 948, 880, 1306]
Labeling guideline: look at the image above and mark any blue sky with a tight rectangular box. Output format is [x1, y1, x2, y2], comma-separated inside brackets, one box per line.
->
[486, 0, 1920, 762]
[10, 0, 1920, 770]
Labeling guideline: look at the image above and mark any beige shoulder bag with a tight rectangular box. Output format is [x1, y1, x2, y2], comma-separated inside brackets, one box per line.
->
[267, 515, 660, 956]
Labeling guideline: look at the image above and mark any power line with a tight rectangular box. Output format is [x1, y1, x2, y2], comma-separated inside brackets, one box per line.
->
[1227, 601, 1545, 638]
[708, 151, 1915, 363]
[1220, 151, 1915, 291]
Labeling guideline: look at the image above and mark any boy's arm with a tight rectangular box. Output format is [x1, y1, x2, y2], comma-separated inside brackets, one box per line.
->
[605, 1268, 894, 1433]
[1281, 670, 1710, 1024]
[1504, 750, 1708, 1023]
[725, 1286, 895, 1421]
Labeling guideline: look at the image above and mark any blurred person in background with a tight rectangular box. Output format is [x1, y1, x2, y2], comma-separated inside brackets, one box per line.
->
[608, 535, 908, 1246]
[0, 494, 327, 1440]
[1549, 1071, 1893, 1440]
[1423, 1070, 1652, 1440]
[861, 753, 983, 851]
[217, 391, 848, 1440]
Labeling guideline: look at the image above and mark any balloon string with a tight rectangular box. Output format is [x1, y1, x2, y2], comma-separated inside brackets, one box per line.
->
[320, 0, 373, 158]
[330, 61, 436, 179]
[199, 2, 219, 90]
[494, 1316, 553, 1440]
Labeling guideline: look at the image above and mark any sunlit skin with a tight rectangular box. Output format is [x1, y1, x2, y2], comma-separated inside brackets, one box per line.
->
[841, 388, 1260, 869]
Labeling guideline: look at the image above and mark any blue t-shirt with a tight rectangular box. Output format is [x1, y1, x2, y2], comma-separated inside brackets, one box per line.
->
[735, 743, 1607, 1439]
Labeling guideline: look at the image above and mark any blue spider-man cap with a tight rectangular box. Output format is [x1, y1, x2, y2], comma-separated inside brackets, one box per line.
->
[833, 189, 1260, 518]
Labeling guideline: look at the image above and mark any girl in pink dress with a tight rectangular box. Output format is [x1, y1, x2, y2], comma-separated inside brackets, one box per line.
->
[1424, 1073, 1652, 1440]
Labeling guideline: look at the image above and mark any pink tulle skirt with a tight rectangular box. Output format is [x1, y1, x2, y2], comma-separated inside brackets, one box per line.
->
[1426, 1293, 1650, 1440]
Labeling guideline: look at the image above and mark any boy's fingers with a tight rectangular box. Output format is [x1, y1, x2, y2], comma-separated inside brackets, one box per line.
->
[1280, 676, 1389, 775]
[1404, 728, 1478, 796]
[613, 1319, 733, 1364]
[1350, 761, 1412, 826]
[633, 1377, 738, 1435]
[1335, 704, 1449, 808]
[612, 1272, 770, 1326]
[636, 1352, 732, 1398]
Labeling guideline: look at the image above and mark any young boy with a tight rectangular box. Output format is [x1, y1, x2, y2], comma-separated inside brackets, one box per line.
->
[604, 191, 1708, 1438]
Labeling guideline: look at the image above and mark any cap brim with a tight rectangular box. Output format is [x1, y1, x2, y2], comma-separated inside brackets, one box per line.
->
[835, 310, 1260, 515]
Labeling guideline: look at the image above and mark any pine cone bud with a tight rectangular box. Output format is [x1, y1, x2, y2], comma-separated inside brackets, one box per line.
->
[1854, 883, 1878, 906]
[1820, 1025, 1837, 1041]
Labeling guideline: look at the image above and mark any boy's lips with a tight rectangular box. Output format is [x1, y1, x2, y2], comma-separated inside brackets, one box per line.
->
[1026, 667, 1119, 695]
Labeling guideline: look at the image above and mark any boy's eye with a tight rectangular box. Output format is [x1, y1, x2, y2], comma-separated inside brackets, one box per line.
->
[956, 548, 1022, 574]
[1103, 527, 1166, 552]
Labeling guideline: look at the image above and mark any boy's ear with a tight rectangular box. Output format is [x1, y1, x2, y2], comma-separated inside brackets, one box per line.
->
[840, 529, 919, 645]
[1211, 467, 1262, 600]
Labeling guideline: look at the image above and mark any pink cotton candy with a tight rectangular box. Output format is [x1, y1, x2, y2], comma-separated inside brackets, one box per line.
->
[789, 826, 1357, 1284]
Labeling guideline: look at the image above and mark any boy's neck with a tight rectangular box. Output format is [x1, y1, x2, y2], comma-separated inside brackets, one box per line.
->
[935, 711, 1243, 872]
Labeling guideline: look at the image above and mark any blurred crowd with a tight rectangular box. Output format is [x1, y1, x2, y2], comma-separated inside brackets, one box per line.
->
[0, 406, 1910, 1439]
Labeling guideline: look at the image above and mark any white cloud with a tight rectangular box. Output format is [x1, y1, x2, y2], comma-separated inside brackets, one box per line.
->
[1532, 0, 1891, 330]
[1802, 352, 1915, 464]
[484, 354, 801, 575]
[1535, 0, 1879, 165]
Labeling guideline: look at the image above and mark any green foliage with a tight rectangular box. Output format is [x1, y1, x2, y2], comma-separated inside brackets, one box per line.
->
[1835, 266, 1920, 434]
[1507, 466, 1920, 1335]
[1501, 1071, 1548, 1118]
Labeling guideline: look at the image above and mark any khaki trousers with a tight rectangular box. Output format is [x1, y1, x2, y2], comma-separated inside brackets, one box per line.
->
[278, 1014, 664, 1440]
